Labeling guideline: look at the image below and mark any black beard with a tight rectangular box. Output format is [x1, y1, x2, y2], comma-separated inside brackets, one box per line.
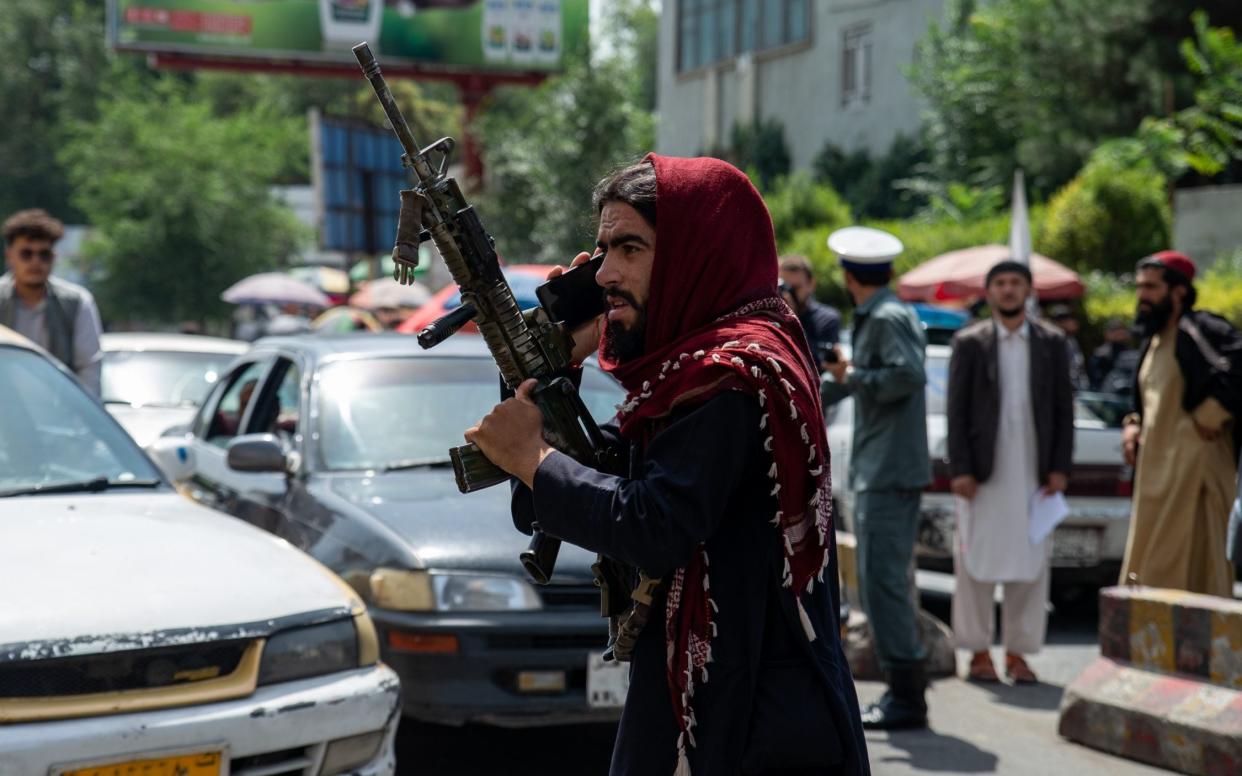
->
[996, 304, 1025, 319]
[1135, 297, 1174, 337]
[602, 289, 647, 363]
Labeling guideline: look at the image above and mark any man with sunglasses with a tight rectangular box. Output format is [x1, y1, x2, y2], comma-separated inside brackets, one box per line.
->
[0, 209, 103, 395]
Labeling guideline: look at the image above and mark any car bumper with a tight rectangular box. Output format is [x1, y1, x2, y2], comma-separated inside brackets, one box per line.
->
[371, 606, 620, 728]
[916, 492, 1133, 584]
[0, 664, 401, 775]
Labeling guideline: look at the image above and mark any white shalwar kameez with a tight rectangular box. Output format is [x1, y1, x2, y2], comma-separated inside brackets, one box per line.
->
[952, 321, 1051, 655]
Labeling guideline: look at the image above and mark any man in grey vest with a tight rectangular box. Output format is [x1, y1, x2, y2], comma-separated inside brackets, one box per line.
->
[1, 209, 103, 395]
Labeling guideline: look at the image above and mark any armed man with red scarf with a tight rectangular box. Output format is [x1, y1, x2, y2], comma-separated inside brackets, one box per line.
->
[467, 156, 869, 775]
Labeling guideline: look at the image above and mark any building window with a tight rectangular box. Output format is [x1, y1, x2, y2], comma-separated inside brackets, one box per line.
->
[678, 0, 810, 72]
[842, 23, 872, 107]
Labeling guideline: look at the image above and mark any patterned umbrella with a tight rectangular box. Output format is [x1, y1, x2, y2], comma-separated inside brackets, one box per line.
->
[287, 265, 351, 295]
[221, 272, 331, 307]
[349, 277, 433, 310]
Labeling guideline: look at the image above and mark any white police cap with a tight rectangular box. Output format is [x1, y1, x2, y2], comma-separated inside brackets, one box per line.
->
[827, 226, 904, 270]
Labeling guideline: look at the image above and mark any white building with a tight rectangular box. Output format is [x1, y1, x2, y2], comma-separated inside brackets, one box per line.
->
[656, 0, 946, 172]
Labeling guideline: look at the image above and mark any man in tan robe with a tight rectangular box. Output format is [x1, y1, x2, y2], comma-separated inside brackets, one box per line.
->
[1121, 251, 1241, 597]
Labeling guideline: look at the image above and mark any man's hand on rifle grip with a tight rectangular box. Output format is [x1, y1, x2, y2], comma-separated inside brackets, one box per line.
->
[465, 378, 553, 489]
[548, 252, 605, 365]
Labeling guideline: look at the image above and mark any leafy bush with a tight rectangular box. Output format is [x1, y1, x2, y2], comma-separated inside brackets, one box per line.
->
[725, 118, 791, 192]
[764, 174, 852, 244]
[812, 134, 929, 219]
[1039, 155, 1171, 274]
[778, 210, 1035, 311]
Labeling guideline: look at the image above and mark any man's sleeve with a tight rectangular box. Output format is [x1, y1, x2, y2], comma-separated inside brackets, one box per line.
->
[821, 307, 841, 347]
[523, 392, 759, 578]
[511, 414, 624, 535]
[1050, 332, 1076, 476]
[73, 293, 104, 396]
[849, 315, 926, 404]
[946, 336, 975, 479]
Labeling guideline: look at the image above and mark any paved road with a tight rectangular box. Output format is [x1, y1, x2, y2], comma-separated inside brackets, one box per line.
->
[392, 584, 1173, 775]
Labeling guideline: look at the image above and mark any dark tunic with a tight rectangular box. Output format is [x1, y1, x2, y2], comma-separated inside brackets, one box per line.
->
[798, 300, 842, 358]
[512, 391, 869, 776]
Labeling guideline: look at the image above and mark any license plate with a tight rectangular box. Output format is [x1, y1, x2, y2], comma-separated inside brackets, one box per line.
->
[587, 650, 630, 709]
[58, 751, 222, 776]
[1052, 526, 1102, 566]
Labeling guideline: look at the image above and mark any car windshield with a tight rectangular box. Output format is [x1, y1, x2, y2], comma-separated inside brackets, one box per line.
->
[0, 349, 162, 494]
[103, 350, 235, 408]
[316, 357, 626, 471]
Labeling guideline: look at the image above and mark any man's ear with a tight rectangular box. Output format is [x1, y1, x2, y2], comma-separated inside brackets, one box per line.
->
[1172, 284, 1188, 307]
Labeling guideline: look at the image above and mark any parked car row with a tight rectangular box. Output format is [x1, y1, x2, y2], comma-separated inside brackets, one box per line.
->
[826, 342, 1133, 595]
[0, 328, 399, 774]
[9, 306, 1137, 770]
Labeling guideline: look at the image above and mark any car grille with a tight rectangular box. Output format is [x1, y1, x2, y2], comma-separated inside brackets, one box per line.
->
[232, 745, 315, 776]
[0, 640, 250, 698]
[538, 583, 601, 610]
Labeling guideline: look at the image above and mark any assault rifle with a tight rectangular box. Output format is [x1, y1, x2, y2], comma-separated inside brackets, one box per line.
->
[353, 43, 620, 585]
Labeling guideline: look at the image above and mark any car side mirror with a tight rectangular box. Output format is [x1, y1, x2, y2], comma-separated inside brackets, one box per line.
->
[147, 434, 195, 482]
[226, 434, 289, 474]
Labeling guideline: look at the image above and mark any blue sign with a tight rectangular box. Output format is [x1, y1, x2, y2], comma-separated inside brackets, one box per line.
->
[318, 115, 410, 254]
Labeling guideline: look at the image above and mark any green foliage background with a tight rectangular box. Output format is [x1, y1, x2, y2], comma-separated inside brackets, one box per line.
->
[61, 82, 308, 324]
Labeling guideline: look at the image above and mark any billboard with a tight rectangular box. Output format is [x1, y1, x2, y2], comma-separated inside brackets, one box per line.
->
[108, 0, 589, 73]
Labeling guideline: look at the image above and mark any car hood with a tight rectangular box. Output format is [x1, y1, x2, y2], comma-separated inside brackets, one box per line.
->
[106, 405, 196, 448]
[0, 493, 356, 660]
[318, 469, 600, 583]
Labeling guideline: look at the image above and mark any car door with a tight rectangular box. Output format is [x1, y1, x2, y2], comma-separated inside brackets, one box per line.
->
[226, 355, 308, 537]
[184, 356, 275, 514]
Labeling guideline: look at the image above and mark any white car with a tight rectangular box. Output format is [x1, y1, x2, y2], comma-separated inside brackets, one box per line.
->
[0, 327, 400, 775]
[102, 333, 247, 448]
[826, 342, 1133, 592]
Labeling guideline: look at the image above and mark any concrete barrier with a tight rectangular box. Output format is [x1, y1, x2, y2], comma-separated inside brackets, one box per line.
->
[1058, 586, 1242, 775]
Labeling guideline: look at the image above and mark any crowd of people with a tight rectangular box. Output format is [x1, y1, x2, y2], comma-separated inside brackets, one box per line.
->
[7, 155, 1242, 773]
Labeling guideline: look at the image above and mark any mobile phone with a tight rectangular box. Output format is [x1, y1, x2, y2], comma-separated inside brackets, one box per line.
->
[536, 253, 607, 328]
[817, 344, 839, 364]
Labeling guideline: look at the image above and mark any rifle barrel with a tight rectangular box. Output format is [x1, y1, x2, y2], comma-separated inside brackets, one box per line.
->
[352, 42, 421, 160]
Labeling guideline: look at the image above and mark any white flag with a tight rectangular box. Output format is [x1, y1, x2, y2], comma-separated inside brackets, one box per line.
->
[1009, 169, 1031, 265]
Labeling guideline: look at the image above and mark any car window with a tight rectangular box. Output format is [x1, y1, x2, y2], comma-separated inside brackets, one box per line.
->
[102, 350, 235, 408]
[249, 358, 301, 444]
[205, 361, 270, 448]
[0, 349, 160, 493]
[315, 357, 625, 471]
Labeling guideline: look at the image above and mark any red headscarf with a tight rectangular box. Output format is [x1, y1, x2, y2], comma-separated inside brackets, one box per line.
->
[599, 155, 832, 774]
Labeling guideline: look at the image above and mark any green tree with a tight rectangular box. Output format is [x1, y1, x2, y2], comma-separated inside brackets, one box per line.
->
[1038, 154, 1171, 274]
[0, 0, 109, 220]
[475, 57, 655, 262]
[473, 2, 657, 262]
[61, 84, 306, 325]
[912, 0, 1242, 197]
[813, 134, 928, 219]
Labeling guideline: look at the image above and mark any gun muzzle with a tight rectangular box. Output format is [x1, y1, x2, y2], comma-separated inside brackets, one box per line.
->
[352, 42, 379, 77]
[417, 303, 477, 349]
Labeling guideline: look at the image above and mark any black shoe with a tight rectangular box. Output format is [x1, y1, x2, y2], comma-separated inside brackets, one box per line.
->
[861, 663, 929, 730]
[860, 693, 928, 730]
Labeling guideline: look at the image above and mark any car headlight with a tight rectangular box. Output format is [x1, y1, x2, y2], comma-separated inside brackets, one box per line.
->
[258, 619, 359, 686]
[369, 568, 542, 612]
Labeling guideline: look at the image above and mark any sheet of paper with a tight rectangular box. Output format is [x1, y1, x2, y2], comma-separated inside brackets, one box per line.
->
[1029, 491, 1070, 546]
